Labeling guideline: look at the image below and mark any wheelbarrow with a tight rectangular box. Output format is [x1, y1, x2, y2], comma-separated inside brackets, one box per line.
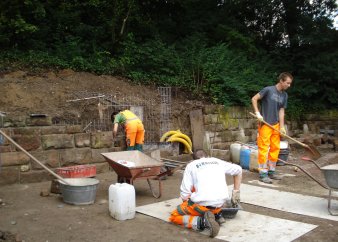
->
[101, 151, 184, 198]
[235, 141, 338, 215]
[280, 157, 338, 216]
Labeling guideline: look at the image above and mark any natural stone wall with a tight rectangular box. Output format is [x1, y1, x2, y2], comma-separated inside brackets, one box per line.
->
[0, 116, 123, 185]
[203, 105, 257, 151]
[201, 105, 338, 158]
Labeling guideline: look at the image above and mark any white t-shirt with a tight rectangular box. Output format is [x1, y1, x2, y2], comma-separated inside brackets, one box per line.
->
[180, 157, 242, 207]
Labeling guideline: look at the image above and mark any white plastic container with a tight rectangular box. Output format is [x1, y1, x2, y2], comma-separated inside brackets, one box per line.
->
[109, 183, 136, 221]
[249, 149, 259, 172]
[230, 143, 241, 164]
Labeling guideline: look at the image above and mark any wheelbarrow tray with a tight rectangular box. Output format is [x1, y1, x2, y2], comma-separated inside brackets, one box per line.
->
[101, 151, 163, 180]
[321, 164, 338, 190]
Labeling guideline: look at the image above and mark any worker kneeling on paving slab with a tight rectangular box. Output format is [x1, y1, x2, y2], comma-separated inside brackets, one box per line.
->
[111, 109, 145, 151]
[169, 149, 242, 238]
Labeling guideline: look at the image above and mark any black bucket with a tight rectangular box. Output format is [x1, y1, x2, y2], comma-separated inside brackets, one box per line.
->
[277, 148, 289, 166]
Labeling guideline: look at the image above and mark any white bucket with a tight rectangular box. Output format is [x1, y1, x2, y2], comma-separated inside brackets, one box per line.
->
[230, 143, 241, 164]
[249, 149, 259, 172]
[109, 183, 136, 220]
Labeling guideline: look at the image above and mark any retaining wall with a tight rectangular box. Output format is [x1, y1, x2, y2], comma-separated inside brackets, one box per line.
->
[0, 116, 123, 185]
[202, 105, 338, 158]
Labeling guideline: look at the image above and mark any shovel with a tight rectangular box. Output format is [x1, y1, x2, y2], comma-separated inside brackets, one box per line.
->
[0, 129, 70, 185]
[249, 112, 321, 160]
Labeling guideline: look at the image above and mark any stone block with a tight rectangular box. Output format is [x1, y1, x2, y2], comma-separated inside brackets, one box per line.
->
[40, 126, 66, 135]
[12, 127, 40, 135]
[91, 148, 110, 163]
[0, 166, 20, 185]
[216, 115, 239, 130]
[109, 147, 124, 152]
[203, 105, 222, 114]
[226, 106, 247, 119]
[41, 134, 74, 149]
[1, 151, 30, 166]
[210, 149, 230, 161]
[244, 129, 254, 136]
[13, 135, 41, 151]
[66, 125, 83, 134]
[219, 131, 233, 142]
[211, 142, 231, 150]
[95, 162, 110, 174]
[0, 145, 12, 152]
[59, 148, 92, 166]
[26, 116, 52, 126]
[75, 133, 91, 147]
[239, 119, 256, 129]
[3, 116, 26, 127]
[20, 170, 54, 184]
[204, 124, 225, 132]
[203, 114, 219, 125]
[30, 150, 60, 169]
[211, 136, 222, 143]
[90, 131, 112, 149]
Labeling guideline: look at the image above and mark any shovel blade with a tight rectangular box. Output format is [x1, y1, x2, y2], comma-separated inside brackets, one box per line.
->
[304, 144, 321, 160]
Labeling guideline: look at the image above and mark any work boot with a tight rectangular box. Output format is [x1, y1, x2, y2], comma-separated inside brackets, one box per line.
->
[259, 174, 272, 184]
[135, 144, 143, 152]
[215, 212, 226, 225]
[200, 211, 220, 238]
[268, 171, 282, 180]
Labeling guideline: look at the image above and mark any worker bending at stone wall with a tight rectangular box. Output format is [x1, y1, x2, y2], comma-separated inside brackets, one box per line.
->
[111, 109, 145, 151]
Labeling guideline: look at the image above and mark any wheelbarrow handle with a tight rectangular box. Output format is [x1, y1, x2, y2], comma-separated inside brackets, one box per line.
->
[282, 161, 329, 190]
[301, 156, 321, 169]
[235, 141, 329, 190]
[157, 164, 187, 178]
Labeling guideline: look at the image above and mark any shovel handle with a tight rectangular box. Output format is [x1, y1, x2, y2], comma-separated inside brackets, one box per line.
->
[0, 129, 70, 185]
[249, 112, 308, 148]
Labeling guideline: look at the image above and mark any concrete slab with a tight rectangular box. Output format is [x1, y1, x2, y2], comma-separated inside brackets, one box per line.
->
[239, 184, 338, 221]
[136, 198, 317, 242]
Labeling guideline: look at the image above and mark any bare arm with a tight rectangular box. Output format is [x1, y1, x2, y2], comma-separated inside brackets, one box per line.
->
[112, 123, 119, 138]
[279, 108, 285, 128]
[251, 93, 261, 113]
[233, 173, 242, 191]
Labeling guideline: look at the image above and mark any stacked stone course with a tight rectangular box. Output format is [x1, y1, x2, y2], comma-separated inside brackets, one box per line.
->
[0, 116, 122, 185]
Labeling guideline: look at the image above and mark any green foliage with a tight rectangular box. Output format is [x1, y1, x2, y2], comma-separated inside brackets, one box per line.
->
[0, 0, 337, 117]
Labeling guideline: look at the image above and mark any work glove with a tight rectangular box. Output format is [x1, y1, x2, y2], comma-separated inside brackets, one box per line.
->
[231, 190, 240, 207]
[280, 126, 287, 136]
[255, 112, 264, 122]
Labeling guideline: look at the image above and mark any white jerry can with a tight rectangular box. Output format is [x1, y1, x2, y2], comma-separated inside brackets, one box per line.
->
[109, 183, 136, 221]
[230, 143, 241, 164]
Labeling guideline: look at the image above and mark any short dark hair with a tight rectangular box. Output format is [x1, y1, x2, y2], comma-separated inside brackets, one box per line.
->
[278, 72, 293, 82]
[110, 111, 119, 123]
[193, 149, 207, 159]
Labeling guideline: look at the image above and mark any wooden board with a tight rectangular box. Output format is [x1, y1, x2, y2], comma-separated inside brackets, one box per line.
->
[189, 109, 205, 151]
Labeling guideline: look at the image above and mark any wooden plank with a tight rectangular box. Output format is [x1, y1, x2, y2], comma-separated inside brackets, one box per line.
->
[189, 109, 205, 151]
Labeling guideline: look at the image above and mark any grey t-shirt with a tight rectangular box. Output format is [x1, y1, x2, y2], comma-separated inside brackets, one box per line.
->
[259, 85, 288, 125]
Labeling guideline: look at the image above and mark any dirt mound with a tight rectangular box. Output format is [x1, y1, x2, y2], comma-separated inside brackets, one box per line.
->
[0, 70, 207, 133]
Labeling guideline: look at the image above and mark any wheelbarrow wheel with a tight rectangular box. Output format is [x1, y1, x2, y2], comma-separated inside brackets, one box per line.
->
[117, 176, 132, 184]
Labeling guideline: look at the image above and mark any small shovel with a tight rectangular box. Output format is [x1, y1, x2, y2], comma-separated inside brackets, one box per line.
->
[249, 112, 321, 160]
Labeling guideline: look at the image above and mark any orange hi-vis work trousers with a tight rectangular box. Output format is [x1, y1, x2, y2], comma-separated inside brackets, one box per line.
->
[257, 123, 280, 175]
[121, 110, 145, 147]
[169, 200, 221, 231]
[125, 119, 144, 147]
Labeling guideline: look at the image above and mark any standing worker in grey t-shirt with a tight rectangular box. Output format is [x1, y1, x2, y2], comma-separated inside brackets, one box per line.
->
[251, 72, 293, 183]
